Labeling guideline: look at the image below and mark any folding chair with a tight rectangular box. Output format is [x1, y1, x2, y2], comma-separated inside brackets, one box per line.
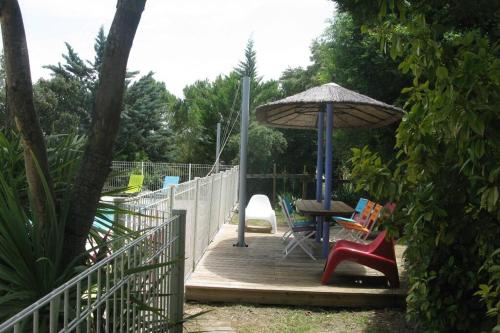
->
[279, 196, 316, 260]
[280, 196, 315, 242]
[335, 202, 395, 242]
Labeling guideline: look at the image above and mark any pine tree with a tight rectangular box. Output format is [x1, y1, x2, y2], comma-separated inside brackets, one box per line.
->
[235, 38, 259, 81]
[91, 26, 106, 75]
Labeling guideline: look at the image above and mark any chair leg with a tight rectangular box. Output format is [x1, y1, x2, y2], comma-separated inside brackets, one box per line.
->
[384, 264, 400, 288]
[283, 238, 315, 260]
[284, 234, 309, 252]
[321, 250, 343, 284]
[282, 230, 292, 242]
[283, 231, 316, 260]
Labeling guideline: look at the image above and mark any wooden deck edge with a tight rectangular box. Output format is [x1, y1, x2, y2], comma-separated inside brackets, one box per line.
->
[185, 285, 406, 308]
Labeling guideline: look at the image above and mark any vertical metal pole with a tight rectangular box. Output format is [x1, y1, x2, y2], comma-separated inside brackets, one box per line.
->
[169, 185, 175, 216]
[272, 163, 277, 205]
[217, 173, 223, 229]
[171, 210, 186, 333]
[215, 122, 221, 174]
[323, 102, 334, 258]
[207, 175, 215, 242]
[235, 76, 250, 247]
[315, 111, 324, 242]
[302, 165, 307, 199]
[188, 163, 192, 181]
[315, 111, 324, 201]
[192, 178, 200, 269]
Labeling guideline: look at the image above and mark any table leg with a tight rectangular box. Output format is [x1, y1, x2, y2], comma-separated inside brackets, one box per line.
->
[315, 216, 322, 242]
[322, 220, 330, 258]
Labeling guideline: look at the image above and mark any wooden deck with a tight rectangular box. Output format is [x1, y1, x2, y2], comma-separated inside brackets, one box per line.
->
[185, 224, 407, 308]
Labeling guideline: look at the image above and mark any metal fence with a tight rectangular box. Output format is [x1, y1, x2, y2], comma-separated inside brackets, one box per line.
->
[0, 167, 239, 333]
[108, 166, 239, 273]
[0, 210, 186, 333]
[104, 161, 233, 192]
[172, 166, 239, 276]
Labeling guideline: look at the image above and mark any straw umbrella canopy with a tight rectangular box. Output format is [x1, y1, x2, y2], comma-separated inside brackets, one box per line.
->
[256, 82, 404, 129]
[255, 82, 404, 258]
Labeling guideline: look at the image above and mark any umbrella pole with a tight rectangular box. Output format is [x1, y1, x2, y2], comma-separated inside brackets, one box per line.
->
[235, 76, 250, 247]
[315, 111, 324, 243]
[323, 102, 333, 258]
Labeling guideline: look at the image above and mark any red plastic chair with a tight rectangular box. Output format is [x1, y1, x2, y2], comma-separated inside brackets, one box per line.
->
[321, 229, 400, 288]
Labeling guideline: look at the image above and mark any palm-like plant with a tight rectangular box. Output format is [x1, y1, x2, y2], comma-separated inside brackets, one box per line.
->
[0, 133, 135, 321]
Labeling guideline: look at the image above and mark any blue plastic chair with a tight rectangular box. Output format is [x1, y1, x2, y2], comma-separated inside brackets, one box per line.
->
[332, 198, 368, 224]
[163, 176, 180, 189]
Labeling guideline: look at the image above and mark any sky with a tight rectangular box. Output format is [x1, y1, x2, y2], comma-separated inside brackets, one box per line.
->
[16, 0, 335, 97]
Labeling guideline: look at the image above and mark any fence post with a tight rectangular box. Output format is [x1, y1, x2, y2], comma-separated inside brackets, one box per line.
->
[207, 175, 216, 243]
[283, 167, 287, 194]
[191, 178, 200, 271]
[217, 172, 224, 228]
[272, 163, 277, 205]
[302, 165, 308, 199]
[188, 163, 192, 181]
[169, 185, 175, 216]
[170, 210, 186, 333]
[141, 161, 144, 175]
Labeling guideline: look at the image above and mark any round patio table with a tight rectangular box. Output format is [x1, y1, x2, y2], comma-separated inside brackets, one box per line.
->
[295, 199, 354, 258]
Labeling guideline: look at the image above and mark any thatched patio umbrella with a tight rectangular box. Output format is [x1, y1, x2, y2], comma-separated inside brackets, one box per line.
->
[256, 82, 404, 257]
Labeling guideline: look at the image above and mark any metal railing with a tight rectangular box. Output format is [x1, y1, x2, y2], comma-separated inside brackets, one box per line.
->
[172, 166, 239, 276]
[109, 166, 239, 265]
[0, 210, 186, 333]
[0, 166, 239, 332]
[104, 161, 234, 192]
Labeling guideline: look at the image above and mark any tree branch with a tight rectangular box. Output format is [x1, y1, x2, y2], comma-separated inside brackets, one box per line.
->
[0, 0, 53, 223]
[62, 0, 146, 267]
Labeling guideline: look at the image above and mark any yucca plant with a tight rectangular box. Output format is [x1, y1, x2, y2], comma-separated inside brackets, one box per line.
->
[0, 148, 73, 320]
[0, 133, 136, 322]
[0, 133, 202, 331]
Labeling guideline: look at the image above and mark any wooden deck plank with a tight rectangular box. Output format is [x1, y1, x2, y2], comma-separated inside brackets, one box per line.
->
[185, 224, 407, 308]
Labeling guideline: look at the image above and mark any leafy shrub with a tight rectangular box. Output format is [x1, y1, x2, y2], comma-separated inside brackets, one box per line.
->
[0, 134, 137, 322]
[346, 1, 500, 331]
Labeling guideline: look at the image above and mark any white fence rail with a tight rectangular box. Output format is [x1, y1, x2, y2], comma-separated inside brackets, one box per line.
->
[0, 166, 239, 333]
[171, 166, 239, 276]
[116, 166, 239, 276]
[104, 161, 233, 192]
[0, 211, 186, 333]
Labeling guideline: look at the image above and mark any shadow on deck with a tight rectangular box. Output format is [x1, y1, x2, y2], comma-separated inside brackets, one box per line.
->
[185, 224, 407, 308]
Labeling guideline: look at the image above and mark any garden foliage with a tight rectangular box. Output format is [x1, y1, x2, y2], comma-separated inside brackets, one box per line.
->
[345, 0, 500, 331]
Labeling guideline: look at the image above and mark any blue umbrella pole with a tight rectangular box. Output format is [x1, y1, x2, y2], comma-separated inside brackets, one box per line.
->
[323, 102, 333, 258]
[315, 111, 324, 242]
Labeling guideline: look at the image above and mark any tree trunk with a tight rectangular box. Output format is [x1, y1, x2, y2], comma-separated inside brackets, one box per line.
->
[0, 0, 53, 222]
[62, 0, 146, 267]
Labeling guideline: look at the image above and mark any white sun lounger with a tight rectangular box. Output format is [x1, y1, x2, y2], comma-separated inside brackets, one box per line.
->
[245, 194, 277, 233]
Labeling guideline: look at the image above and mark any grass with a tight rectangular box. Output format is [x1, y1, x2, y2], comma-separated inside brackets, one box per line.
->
[184, 302, 417, 333]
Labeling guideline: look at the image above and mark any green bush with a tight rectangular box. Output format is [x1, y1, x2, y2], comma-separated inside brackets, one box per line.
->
[346, 1, 500, 331]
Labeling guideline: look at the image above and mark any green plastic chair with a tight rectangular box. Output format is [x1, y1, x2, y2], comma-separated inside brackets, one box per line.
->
[125, 174, 144, 194]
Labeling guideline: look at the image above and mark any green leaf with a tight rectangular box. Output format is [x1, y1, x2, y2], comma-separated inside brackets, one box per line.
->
[436, 66, 448, 80]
